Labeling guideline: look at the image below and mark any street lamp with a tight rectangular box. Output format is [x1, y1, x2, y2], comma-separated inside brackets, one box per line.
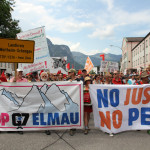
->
[110, 45, 122, 51]
[110, 45, 123, 71]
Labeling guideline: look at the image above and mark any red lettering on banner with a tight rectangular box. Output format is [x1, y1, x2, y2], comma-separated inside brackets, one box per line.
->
[99, 110, 123, 130]
[112, 110, 122, 129]
[132, 88, 143, 105]
[142, 87, 150, 104]
[124, 89, 131, 105]
[99, 111, 111, 129]
[0, 113, 9, 126]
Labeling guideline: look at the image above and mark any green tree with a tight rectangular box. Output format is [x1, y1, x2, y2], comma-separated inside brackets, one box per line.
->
[0, 0, 21, 38]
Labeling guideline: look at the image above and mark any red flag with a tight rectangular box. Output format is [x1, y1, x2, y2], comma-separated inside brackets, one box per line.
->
[78, 70, 82, 75]
[0, 71, 7, 82]
[66, 63, 70, 70]
[57, 70, 61, 74]
[72, 64, 74, 69]
[100, 54, 105, 61]
[1, 71, 5, 78]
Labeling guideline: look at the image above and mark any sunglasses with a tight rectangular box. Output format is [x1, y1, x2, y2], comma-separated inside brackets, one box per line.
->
[42, 76, 47, 77]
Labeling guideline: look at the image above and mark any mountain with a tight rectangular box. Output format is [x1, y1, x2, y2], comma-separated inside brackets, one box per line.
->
[0, 89, 19, 111]
[45, 84, 69, 111]
[47, 38, 122, 69]
[18, 85, 45, 113]
[72, 52, 122, 67]
[0, 84, 79, 114]
[47, 38, 83, 70]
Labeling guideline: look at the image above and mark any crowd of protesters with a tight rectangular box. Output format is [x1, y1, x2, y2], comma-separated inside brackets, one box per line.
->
[0, 64, 150, 136]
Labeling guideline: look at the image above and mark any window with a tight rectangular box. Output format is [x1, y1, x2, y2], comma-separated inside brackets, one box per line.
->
[146, 54, 148, 62]
[8, 63, 10, 68]
[146, 40, 148, 48]
[143, 56, 144, 63]
[138, 58, 139, 65]
[138, 47, 139, 54]
[140, 45, 141, 52]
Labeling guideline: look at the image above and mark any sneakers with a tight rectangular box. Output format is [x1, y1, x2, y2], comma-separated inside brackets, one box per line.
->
[147, 130, 150, 134]
[69, 129, 76, 136]
[109, 133, 114, 137]
[84, 129, 88, 135]
[45, 130, 51, 135]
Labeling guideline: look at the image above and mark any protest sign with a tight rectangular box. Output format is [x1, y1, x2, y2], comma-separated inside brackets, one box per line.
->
[47, 57, 67, 74]
[0, 39, 34, 63]
[100, 61, 118, 72]
[17, 27, 50, 74]
[0, 81, 83, 131]
[89, 84, 150, 134]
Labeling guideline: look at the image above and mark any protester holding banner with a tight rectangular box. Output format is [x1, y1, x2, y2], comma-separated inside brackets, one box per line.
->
[104, 73, 112, 84]
[93, 75, 101, 84]
[10, 68, 28, 83]
[83, 76, 93, 135]
[32, 71, 40, 82]
[127, 74, 136, 85]
[112, 71, 122, 84]
[79, 69, 87, 85]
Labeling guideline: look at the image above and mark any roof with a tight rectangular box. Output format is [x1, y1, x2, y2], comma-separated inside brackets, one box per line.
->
[126, 37, 144, 42]
[132, 32, 150, 50]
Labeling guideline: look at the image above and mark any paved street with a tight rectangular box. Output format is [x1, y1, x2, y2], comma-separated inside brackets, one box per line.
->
[0, 114, 150, 150]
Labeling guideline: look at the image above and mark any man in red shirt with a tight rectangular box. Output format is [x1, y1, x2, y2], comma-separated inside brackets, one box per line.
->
[112, 71, 122, 84]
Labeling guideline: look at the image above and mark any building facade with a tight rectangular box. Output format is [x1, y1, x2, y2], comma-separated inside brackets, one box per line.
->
[0, 63, 14, 74]
[132, 32, 150, 73]
[121, 37, 144, 73]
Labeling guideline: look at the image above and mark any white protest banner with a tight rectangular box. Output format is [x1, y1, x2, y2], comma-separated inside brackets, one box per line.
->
[89, 84, 150, 134]
[100, 61, 118, 72]
[0, 81, 83, 131]
[47, 57, 67, 74]
[17, 27, 50, 74]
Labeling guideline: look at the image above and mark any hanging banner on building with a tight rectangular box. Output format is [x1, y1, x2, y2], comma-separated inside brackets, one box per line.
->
[0, 38, 34, 63]
[100, 61, 118, 72]
[0, 81, 83, 131]
[84, 56, 94, 74]
[47, 57, 67, 74]
[17, 27, 50, 74]
[89, 84, 150, 134]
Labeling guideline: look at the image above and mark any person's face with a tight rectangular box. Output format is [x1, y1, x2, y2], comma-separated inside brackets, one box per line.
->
[17, 71, 23, 78]
[96, 76, 100, 80]
[114, 72, 119, 78]
[142, 76, 148, 83]
[86, 80, 91, 85]
[82, 71, 87, 77]
[132, 75, 135, 79]
[41, 74, 48, 81]
[59, 74, 63, 79]
[53, 74, 57, 80]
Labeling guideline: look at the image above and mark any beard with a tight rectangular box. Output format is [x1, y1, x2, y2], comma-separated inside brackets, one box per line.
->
[41, 78, 48, 82]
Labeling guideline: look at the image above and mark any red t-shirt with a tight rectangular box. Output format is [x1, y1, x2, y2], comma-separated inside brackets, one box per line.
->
[112, 78, 122, 84]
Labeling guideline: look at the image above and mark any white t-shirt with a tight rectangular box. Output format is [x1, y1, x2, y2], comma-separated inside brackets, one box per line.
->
[128, 79, 136, 85]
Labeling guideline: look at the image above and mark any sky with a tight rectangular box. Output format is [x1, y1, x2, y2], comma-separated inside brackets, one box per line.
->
[12, 0, 150, 55]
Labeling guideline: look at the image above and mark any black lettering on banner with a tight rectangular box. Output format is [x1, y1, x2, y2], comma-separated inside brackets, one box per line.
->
[12, 113, 29, 128]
